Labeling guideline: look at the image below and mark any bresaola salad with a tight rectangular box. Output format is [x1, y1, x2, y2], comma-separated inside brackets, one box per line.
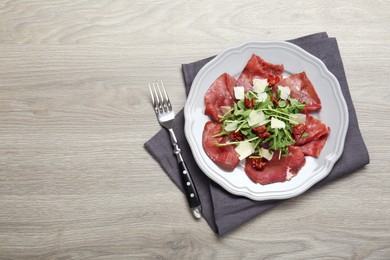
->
[202, 54, 330, 185]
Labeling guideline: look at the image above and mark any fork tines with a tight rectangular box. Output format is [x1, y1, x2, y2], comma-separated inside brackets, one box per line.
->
[148, 80, 172, 114]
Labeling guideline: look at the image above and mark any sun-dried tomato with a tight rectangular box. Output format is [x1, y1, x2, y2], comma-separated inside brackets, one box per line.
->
[292, 124, 306, 141]
[229, 131, 245, 141]
[260, 132, 271, 138]
[251, 157, 267, 170]
[252, 125, 266, 135]
[244, 97, 255, 109]
[252, 125, 270, 139]
[267, 74, 281, 86]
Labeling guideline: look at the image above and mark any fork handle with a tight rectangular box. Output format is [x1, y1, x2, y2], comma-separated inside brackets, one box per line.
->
[168, 129, 202, 218]
[178, 161, 202, 208]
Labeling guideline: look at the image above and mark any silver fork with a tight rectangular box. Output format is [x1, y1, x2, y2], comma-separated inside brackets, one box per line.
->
[149, 80, 202, 219]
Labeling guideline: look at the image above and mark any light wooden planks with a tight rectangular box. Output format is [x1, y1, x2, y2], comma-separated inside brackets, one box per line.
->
[0, 0, 389, 259]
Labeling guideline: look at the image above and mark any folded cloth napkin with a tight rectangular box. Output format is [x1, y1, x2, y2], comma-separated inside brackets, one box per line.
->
[144, 32, 369, 235]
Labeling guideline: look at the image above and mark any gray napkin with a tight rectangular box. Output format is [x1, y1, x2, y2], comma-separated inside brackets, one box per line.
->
[144, 32, 369, 235]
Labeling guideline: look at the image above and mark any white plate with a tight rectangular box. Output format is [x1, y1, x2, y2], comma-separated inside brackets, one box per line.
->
[184, 41, 349, 201]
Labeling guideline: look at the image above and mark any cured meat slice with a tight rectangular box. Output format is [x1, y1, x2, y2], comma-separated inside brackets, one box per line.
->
[297, 136, 328, 158]
[245, 146, 306, 185]
[237, 54, 284, 91]
[295, 114, 330, 157]
[278, 72, 321, 112]
[204, 73, 236, 122]
[202, 121, 240, 171]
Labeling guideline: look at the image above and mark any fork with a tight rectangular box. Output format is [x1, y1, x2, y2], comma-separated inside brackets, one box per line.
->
[149, 80, 202, 219]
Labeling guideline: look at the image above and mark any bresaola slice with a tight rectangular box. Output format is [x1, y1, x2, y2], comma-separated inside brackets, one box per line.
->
[202, 121, 240, 171]
[298, 137, 329, 158]
[294, 114, 330, 157]
[278, 72, 322, 112]
[204, 73, 236, 122]
[245, 146, 306, 185]
[237, 54, 284, 91]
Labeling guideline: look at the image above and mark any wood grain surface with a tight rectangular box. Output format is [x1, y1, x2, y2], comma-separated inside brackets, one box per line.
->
[0, 0, 389, 259]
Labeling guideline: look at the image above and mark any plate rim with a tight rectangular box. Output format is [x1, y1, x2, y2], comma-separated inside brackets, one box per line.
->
[184, 41, 349, 200]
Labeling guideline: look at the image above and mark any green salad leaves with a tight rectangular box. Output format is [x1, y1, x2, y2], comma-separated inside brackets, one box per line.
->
[214, 82, 307, 160]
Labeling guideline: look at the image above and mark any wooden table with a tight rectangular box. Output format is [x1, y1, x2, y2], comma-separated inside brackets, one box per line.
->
[1, 1, 389, 259]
